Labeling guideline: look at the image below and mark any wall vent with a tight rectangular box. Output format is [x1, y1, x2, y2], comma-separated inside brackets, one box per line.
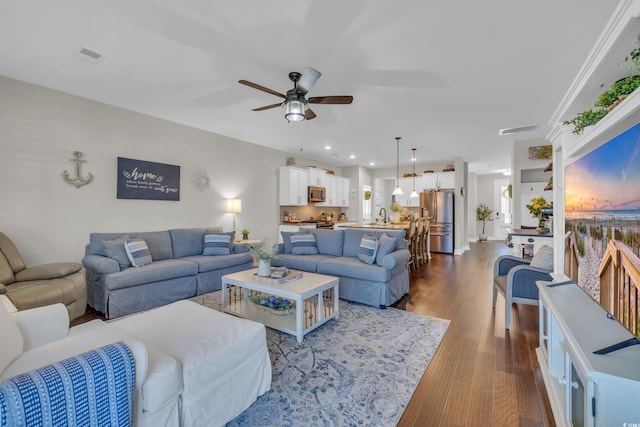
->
[498, 124, 538, 135]
[74, 47, 104, 64]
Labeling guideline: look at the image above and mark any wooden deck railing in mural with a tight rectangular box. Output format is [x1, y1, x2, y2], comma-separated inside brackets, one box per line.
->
[564, 231, 579, 283]
[598, 239, 640, 337]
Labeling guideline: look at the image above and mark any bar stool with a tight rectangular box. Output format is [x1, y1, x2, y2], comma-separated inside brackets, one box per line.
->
[406, 219, 417, 272]
[422, 218, 431, 262]
[412, 218, 423, 269]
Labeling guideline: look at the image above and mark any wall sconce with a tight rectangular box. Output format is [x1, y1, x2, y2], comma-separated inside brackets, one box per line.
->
[226, 198, 242, 233]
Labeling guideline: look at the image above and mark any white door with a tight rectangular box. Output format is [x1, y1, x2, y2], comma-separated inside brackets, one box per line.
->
[362, 185, 372, 222]
[494, 178, 512, 241]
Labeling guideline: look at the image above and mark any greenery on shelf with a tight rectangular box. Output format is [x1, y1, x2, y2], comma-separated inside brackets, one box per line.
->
[564, 46, 640, 135]
[595, 75, 640, 109]
[563, 108, 607, 135]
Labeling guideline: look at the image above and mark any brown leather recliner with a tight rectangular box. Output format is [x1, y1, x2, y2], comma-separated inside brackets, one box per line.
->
[0, 232, 86, 321]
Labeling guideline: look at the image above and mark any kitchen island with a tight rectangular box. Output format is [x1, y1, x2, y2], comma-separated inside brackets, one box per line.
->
[339, 222, 410, 230]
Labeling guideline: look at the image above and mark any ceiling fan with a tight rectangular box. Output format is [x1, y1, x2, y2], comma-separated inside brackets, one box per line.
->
[239, 67, 353, 122]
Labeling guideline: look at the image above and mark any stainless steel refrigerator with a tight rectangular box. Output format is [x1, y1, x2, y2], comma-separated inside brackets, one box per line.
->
[420, 190, 454, 254]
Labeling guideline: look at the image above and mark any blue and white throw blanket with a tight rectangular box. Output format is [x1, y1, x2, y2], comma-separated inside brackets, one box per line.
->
[0, 341, 135, 427]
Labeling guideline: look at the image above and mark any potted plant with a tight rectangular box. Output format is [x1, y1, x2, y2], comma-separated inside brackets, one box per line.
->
[390, 202, 404, 222]
[240, 228, 250, 240]
[249, 242, 279, 277]
[476, 203, 493, 241]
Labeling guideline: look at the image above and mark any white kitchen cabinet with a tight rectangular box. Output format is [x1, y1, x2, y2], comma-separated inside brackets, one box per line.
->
[307, 167, 328, 187]
[537, 280, 640, 426]
[422, 172, 454, 190]
[278, 166, 308, 206]
[317, 175, 350, 207]
[335, 176, 350, 207]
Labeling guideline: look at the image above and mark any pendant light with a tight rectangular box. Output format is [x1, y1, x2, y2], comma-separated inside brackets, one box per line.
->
[392, 137, 404, 195]
[410, 148, 418, 198]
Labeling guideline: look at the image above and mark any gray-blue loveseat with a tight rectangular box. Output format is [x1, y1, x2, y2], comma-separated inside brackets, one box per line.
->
[82, 227, 252, 318]
[273, 228, 411, 308]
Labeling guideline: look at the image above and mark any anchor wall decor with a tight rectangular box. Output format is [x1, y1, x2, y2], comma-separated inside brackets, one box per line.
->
[62, 151, 94, 188]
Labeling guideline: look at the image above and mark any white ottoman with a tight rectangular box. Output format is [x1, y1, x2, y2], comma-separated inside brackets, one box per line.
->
[111, 300, 271, 427]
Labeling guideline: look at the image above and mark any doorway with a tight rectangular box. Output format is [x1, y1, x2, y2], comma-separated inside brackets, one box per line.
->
[494, 179, 512, 241]
[362, 185, 372, 223]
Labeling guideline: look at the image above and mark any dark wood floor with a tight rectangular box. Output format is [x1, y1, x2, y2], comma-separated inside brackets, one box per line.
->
[393, 241, 555, 427]
[73, 240, 555, 426]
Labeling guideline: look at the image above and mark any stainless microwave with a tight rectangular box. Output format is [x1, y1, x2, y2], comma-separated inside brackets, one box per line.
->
[308, 186, 326, 202]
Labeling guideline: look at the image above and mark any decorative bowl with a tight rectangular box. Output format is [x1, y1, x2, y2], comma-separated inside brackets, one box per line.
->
[250, 295, 295, 315]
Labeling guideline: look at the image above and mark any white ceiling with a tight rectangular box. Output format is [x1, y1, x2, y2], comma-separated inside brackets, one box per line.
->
[0, 0, 619, 174]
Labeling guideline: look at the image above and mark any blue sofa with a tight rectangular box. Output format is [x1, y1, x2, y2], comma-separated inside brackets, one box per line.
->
[82, 227, 253, 318]
[272, 228, 411, 308]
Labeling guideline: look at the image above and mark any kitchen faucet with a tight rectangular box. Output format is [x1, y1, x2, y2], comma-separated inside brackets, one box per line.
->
[378, 207, 387, 223]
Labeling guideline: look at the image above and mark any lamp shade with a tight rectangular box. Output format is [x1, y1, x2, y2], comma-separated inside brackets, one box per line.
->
[226, 198, 242, 213]
[284, 99, 305, 122]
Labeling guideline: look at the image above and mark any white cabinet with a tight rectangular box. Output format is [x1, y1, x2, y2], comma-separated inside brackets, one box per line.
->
[317, 175, 350, 207]
[278, 167, 308, 206]
[422, 172, 454, 190]
[335, 176, 350, 207]
[536, 280, 640, 426]
[307, 167, 328, 187]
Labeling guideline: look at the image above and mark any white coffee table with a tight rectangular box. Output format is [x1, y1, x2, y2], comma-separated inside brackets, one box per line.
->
[221, 269, 339, 343]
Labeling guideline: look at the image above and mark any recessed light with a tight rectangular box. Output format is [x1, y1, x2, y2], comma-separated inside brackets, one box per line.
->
[349, 154, 356, 159]
[502, 170, 512, 176]
[369, 162, 375, 166]
[324, 145, 332, 150]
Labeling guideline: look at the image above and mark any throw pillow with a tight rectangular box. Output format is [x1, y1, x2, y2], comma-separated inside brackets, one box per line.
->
[358, 234, 379, 265]
[124, 239, 153, 268]
[290, 233, 318, 255]
[530, 245, 554, 270]
[101, 238, 132, 269]
[0, 301, 24, 373]
[203, 232, 234, 256]
[375, 233, 396, 266]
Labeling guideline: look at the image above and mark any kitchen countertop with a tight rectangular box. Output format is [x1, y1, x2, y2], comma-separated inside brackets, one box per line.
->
[507, 228, 553, 237]
[341, 222, 410, 230]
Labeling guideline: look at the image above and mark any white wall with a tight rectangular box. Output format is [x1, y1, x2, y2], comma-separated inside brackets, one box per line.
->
[0, 76, 335, 265]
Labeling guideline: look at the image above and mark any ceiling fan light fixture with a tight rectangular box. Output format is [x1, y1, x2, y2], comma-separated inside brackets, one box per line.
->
[284, 99, 306, 122]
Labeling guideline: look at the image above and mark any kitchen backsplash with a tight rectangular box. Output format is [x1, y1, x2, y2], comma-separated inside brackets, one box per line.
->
[280, 206, 344, 222]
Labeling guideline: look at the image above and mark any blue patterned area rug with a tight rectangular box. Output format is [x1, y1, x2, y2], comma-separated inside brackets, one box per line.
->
[192, 292, 450, 427]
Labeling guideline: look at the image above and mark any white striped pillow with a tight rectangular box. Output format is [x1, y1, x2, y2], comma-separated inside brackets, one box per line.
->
[290, 233, 318, 255]
[203, 232, 234, 256]
[124, 239, 153, 267]
[357, 234, 378, 264]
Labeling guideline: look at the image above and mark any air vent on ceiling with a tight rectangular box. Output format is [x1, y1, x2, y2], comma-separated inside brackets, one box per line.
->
[74, 47, 104, 64]
[498, 124, 538, 135]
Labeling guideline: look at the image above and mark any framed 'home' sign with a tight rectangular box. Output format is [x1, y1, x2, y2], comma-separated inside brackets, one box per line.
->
[117, 157, 180, 201]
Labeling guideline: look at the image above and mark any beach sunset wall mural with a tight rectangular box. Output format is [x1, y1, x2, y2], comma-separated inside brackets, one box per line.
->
[565, 121, 640, 337]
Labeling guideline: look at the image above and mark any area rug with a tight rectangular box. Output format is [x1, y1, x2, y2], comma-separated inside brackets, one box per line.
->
[190, 292, 450, 427]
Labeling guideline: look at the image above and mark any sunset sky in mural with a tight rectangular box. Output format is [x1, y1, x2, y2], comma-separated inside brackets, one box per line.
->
[565, 122, 640, 212]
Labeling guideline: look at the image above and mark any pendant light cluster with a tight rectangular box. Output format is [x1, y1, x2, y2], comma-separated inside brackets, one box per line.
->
[392, 137, 403, 196]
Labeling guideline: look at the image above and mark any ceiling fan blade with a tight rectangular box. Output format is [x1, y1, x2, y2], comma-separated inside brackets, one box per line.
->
[238, 80, 286, 99]
[252, 102, 283, 111]
[305, 108, 317, 120]
[308, 96, 353, 105]
[298, 67, 322, 94]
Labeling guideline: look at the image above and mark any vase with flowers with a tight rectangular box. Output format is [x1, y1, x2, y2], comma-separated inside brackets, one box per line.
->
[390, 202, 404, 223]
[526, 196, 552, 230]
[249, 242, 280, 276]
